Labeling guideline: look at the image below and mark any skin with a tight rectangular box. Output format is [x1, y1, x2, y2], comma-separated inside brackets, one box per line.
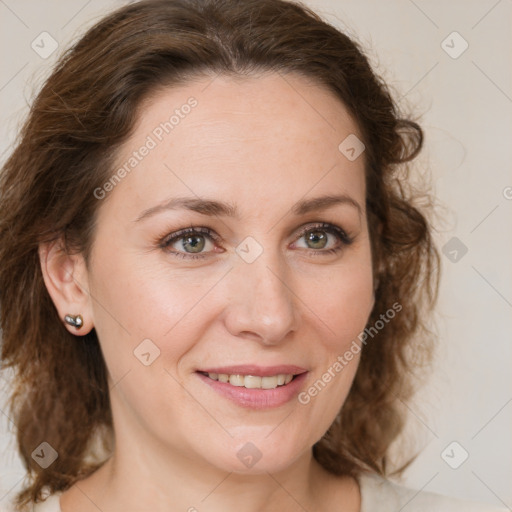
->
[39, 72, 375, 512]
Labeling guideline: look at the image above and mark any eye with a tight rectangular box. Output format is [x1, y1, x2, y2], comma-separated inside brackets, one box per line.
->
[158, 222, 354, 260]
[292, 222, 353, 256]
[159, 227, 219, 260]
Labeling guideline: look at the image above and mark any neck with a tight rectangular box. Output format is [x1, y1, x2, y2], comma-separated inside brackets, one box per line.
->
[61, 390, 361, 512]
[102, 442, 321, 512]
[70, 431, 359, 512]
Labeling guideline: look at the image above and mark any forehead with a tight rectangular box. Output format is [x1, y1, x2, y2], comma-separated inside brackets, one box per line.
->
[101, 72, 366, 220]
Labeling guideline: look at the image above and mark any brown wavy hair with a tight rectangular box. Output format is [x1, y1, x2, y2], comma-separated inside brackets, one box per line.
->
[0, 0, 440, 509]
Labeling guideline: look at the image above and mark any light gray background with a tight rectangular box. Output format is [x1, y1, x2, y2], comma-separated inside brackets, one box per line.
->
[1, 0, 511, 509]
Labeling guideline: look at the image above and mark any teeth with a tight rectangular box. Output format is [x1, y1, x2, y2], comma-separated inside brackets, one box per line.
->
[206, 372, 295, 389]
[244, 375, 261, 389]
[261, 376, 278, 389]
[229, 374, 244, 387]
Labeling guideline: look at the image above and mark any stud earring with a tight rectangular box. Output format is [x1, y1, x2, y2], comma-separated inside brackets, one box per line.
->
[64, 314, 83, 329]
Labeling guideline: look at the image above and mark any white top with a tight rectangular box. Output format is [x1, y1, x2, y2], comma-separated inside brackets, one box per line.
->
[1, 472, 507, 511]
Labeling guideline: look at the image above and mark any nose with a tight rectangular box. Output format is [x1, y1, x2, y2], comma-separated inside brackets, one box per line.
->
[223, 249, 299, 346]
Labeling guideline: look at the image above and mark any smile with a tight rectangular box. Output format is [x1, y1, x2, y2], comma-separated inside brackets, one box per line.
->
[199, 372, 295, 389]
[195, 366, 309, 409]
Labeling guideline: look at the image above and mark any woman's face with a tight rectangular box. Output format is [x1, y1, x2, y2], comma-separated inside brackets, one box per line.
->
[84, 72, 374, 474]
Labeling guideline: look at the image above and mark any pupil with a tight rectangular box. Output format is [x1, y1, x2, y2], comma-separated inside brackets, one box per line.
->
[307, 230, 327, 249]
[184, 235, 205, 253]
[180, 231, 328, 254]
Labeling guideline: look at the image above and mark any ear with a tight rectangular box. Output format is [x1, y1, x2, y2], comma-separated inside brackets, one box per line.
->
[38, 238, 94, 336]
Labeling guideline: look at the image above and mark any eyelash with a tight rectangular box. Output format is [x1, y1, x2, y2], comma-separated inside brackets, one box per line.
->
[158, 223, 354, 260]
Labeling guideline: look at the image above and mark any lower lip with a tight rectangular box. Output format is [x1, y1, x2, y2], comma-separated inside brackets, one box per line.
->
[196, 372, 308, 409]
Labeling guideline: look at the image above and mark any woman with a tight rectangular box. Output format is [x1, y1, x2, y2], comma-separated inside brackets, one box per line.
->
[0, 0, 504, 511]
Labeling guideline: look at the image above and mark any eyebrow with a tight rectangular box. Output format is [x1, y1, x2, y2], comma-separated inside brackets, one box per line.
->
[134, 193, 362, 222]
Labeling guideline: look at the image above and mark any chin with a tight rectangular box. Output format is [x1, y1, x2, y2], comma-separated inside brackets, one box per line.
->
[201, 434, 311, 475]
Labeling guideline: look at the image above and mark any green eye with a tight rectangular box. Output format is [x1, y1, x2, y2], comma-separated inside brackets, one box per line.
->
[160, 227, 217, 260]
[304, 230, 328, 249]
[294, 223, 353, 256]
[180, 234, 206, 253]
[159, 222, 353, 260]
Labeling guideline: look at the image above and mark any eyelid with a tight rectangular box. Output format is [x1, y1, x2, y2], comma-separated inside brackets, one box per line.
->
[159, 226, 219, 245]
[159, 222, 354, 259]
[293, 222, 353, 246]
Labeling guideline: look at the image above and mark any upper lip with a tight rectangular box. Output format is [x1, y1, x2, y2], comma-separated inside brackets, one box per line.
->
[197, 365, 308, 377]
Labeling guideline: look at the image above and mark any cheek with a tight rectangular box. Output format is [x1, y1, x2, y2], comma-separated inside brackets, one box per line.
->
[310, 254, 374, 350]
[296, 260, 373, 431]
[90, 232, 374, 375]
[87, 253, 204, 421]
[87, 247, 231, 406]
[90, 247, 207, 340]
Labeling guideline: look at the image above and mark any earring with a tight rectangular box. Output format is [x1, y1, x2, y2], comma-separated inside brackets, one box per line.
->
[64, 314, 83, 329]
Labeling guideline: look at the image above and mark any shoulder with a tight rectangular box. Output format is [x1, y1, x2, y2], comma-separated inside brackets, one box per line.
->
[357, 472, 507, 512]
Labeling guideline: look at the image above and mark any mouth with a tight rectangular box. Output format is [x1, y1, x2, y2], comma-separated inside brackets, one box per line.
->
[195, 365, 309, 409]
[197, 371, 299, 389]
